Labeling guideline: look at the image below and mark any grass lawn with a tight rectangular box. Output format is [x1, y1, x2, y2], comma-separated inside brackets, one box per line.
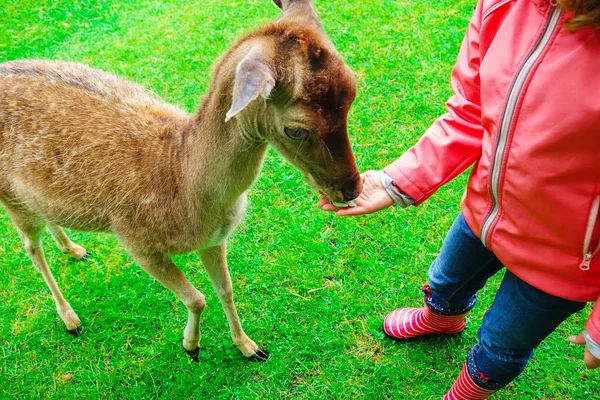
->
[0, 0, 598, 398]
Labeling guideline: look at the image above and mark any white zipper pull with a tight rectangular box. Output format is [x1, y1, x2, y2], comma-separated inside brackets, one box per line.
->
[580, 252, 593, 271]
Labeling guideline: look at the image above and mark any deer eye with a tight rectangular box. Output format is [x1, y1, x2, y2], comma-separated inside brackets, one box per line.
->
[284, 126, 310, 140]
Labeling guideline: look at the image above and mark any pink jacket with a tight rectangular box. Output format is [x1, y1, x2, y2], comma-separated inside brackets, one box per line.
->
[384, 0, 600, 342]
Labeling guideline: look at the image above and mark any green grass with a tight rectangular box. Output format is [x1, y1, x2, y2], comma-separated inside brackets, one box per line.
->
[0, 0, 597, 398]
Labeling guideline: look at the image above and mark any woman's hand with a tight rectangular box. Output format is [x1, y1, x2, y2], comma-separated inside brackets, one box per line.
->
[569, 332, 600, 369]
[318, 170, 395, 216]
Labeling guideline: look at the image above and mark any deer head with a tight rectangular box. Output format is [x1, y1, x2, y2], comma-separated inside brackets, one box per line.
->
[223, 0, 362, 204]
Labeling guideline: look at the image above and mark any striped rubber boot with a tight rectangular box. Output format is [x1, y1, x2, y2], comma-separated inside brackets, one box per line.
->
[443, 362, 498, 399]
[383, 306, 467, 339]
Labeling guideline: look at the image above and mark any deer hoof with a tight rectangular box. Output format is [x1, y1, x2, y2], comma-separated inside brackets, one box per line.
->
[183, 346, 200, 362]
[248, 349, 270, 362]
[68, 326, 83, 337]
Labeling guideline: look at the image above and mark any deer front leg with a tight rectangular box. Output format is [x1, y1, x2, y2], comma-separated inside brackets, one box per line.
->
[130, 252, 206, 361]
[200, 244, 269, 361]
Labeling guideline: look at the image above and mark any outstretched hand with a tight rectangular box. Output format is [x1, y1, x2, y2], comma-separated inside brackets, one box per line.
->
[318, 170, 394, 216]
[569, 332, 600, 369]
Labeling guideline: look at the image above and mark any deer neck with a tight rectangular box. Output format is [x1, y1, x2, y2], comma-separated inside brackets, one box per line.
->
[181, 82, 268, 211]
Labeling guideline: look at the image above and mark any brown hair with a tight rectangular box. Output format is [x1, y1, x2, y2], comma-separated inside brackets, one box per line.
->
[558, 0, 600, 30]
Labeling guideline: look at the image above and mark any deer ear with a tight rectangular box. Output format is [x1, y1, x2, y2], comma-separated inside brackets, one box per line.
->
[272, 0, 322, 29]
[225, 54, 275, 122]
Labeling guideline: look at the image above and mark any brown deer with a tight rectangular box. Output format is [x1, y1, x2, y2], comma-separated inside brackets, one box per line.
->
[0, 0, 360, 362]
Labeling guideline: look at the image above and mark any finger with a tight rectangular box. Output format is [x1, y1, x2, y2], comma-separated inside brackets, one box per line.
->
[320, 203, 341, 212]
[584, 348, 600, 369]
[569, 333, 586, 345]
[336, 206, 371, 217]
[318, 197, 330, 207]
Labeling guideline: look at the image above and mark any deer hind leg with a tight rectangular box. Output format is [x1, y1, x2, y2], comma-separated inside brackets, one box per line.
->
[200, 244, 269, 361]
[4, 206, 82, 335]
[130, 252, 206, 362]
[47, 224, 89, 260]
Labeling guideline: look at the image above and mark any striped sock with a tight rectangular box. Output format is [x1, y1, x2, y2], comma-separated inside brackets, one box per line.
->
[383, 306, 467, 339]
[443, 362, 497, 400]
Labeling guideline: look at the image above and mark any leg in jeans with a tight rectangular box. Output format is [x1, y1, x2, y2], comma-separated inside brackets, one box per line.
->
[426, 212, 504, 315]
[383, 212, 504, 338]
[466, 269, 586, 389]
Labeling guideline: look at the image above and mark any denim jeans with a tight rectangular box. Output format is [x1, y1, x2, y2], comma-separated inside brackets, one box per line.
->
[426, 213, 586, 389]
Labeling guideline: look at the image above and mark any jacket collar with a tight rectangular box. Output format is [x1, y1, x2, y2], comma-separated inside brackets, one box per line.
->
[530, 0, 576, 23]
[529, 0, 553, 14]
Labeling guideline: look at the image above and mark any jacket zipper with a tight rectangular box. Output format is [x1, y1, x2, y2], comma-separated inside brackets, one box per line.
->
[580, 196, 600, 271]
[480, 5, 562, 247]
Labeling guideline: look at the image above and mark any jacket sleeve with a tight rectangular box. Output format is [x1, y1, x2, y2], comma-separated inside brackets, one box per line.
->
[383, 0, 486, 205]
[586, 302, 600, 347]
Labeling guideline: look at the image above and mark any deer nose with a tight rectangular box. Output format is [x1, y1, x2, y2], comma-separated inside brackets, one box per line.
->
[341, 179, 361, 201]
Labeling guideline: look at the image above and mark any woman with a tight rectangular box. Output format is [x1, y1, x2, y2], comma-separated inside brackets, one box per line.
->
[320, 0, 600, 398]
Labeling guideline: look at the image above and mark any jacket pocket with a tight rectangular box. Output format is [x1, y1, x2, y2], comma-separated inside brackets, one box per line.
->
[580, 195, 600, 270]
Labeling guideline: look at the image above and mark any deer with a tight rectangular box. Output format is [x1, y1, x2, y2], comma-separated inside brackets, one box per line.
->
[0, 0, 361, 362]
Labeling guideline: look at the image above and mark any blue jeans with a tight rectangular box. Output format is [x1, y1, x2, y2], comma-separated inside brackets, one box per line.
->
[426, 213, 586, 389]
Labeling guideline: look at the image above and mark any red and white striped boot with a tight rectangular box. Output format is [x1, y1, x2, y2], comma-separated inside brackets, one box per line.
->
[383, 305, 467, 339]
[443, 362, 498, 399]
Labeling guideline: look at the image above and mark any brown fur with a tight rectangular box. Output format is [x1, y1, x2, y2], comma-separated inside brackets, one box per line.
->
[0, 0, 360, 359]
